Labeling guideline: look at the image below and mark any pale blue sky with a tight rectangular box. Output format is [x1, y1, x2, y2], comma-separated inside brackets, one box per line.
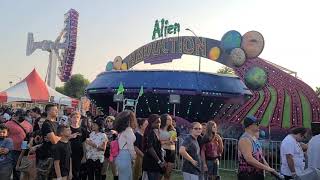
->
[0, 0, 319, 91]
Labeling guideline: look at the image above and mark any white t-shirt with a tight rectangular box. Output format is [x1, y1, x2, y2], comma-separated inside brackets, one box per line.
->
[280, 135, 305, 176]
[86, 131, 107, 163]
[118, 127, 136, 159]
[307, 134, 320, 169]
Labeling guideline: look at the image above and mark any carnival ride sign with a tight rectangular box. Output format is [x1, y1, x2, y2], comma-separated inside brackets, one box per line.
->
[125, 36, 208, 68]
[152, 19, 180, 40]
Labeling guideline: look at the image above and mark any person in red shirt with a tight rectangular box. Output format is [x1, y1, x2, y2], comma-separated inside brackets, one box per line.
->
[201, 121, 223, 180]
[5, 109, 32, 180]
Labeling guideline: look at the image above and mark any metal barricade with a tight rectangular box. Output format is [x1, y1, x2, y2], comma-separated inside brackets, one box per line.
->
[220, 138, 239, 171]
[261, 140, 281, 171]
[174, 136, 282, 172]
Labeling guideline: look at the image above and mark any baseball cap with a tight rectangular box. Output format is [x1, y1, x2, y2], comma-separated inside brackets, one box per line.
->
[243, 115, 260, 128]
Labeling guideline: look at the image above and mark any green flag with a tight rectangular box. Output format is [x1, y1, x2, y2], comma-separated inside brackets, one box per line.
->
[117, 82, 124, 95]
[139, 86, 144, 97]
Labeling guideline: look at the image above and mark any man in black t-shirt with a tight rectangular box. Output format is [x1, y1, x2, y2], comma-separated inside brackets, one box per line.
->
[52, 124, 72, 180]
[37, 104, 61, 179]
[39, 104, 60, 159]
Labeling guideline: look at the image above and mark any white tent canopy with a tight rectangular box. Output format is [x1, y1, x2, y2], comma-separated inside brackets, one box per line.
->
[0, 69, 78, 107]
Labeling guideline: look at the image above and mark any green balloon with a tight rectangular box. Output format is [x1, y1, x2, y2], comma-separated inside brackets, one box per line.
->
[244, 67, 267, 91]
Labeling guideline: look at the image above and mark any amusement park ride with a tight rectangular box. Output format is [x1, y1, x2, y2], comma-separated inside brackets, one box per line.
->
[87, 25, 320, 132]
[26, 9, 79, 88]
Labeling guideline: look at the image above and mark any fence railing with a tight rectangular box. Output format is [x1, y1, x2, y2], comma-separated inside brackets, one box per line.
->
[174, 137, 282, 172]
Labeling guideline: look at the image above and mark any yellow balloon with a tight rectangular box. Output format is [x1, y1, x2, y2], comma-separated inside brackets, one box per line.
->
[209, 47, 220, 61]
[121, 63, 128, 70]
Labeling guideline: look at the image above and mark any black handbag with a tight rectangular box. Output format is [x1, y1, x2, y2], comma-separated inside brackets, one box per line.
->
[37, 158, 54, 176]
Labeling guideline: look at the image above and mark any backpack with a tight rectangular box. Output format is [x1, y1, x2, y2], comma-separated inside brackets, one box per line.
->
[109, 134, 127, 162]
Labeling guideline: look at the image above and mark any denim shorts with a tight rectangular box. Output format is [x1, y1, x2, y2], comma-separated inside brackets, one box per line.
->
[207, 159, 219, 176]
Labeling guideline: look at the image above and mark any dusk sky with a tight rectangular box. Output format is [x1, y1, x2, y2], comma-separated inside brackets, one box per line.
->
[0, 0, 319, 91]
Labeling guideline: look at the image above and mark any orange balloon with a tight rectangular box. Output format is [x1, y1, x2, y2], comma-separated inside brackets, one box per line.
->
[209, 47, 220, 61]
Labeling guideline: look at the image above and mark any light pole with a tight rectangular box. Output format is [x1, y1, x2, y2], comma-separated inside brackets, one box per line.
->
[185, 28, 201, 72]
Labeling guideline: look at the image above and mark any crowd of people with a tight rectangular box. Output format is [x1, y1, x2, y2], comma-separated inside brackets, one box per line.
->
[237, 116, 320, 180]
[0, 105, 319, 180]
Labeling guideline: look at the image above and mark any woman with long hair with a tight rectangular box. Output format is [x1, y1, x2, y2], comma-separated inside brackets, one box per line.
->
[142, 114, 165, 180]
[114, 110, 137, 180]
[201, 121, 224, 180]
[133, 118, 148, 180]
[85, 117, 108, 180]
[159, 114, 176, 180]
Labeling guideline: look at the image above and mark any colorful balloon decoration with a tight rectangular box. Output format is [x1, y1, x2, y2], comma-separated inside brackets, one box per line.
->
[230, 48, 246, 67]
[219, 30, 266, 91]
[241, 31, 264, 58]
[106, 61, 113, 71]
[121, 63, 128, 70]
[220, 30, 242, 53]
[209, 47, 221, 61]
[113, 56, 123, 70]
[244, 67, 267, 91]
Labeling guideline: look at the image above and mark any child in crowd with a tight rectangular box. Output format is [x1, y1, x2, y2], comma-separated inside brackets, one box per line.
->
[52, 124, 72, 180]
[0, 124, 14, 180]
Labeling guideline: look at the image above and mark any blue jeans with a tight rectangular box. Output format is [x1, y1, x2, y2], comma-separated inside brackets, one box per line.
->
[115, 150, 132, 180]
[207, 159, 219, 176]
[11, 150, 21, 180]
[147, 171, 161, 180]
[0, 163, 13, 180]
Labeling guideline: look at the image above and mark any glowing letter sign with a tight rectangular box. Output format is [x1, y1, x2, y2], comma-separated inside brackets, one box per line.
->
[152, 19, 180, 40]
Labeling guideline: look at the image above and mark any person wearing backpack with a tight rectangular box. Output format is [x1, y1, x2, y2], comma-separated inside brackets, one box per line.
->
[5, 109, 32, 180]
[113, 110, 137, 180]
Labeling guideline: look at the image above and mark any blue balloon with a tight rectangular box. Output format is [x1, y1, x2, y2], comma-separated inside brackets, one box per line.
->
[220, 30, 242, 53]
[106, 61, 113, 71]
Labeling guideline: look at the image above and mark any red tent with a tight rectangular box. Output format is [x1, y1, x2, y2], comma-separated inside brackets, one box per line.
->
[0, 69, 78, 107]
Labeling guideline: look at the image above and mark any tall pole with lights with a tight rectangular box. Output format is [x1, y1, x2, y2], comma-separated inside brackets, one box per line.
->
[185, 28, 201, 72]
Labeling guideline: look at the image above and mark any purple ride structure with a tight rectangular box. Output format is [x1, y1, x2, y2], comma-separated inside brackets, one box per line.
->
[86, 29, 320, 137]
[26, 9, 79, 88]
